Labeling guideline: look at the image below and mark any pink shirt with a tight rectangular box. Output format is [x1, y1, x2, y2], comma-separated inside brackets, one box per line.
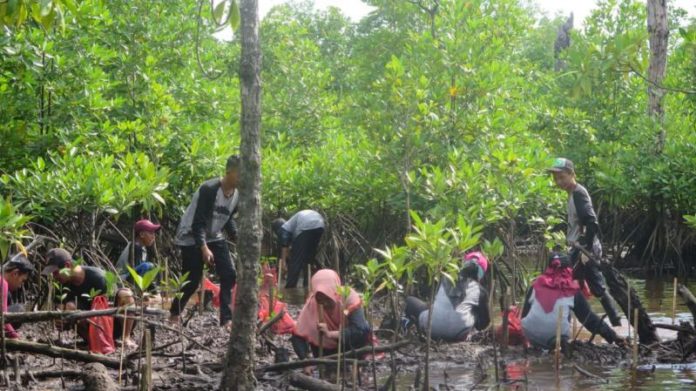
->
[0, 277, 18, 339]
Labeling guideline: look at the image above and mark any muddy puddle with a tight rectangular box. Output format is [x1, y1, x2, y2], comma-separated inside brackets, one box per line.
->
[387, 275, 696, 390]
[6, 274, 696, 390]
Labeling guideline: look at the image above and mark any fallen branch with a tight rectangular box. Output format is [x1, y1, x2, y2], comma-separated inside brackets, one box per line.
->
[573, 364, 607, 382]
[259, 340, 412, 373]
[677, 284, 696, 321]
[20, 369, 82, 381]
[127, 339, 181, 360]
[601, 264, 660, 344]
[112, 315, 215, 354]
[571, 242, 659, 344]
[257, 309, 285, 335]
[653, 323, 696, 334]
[10, 235, 55, 262]
[4, 307, 167, 324]
[323, 339, 413, 360]
[260, 358, 368, 373]
[4, 339, 126, 369]
[288, 372, 341, 391]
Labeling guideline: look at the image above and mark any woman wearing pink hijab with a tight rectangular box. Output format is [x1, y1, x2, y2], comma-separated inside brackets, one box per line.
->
[291, 269, 371, 373]
[521, 253, 624, 350]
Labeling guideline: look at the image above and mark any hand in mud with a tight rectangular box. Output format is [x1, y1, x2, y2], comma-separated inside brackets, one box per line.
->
[53, 318, 66, 331]
[54, 318, 72, 331]
[615, 337, 630, 348]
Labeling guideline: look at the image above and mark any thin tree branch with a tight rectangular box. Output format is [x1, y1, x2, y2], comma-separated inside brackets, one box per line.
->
[625, 63, 696, 95]
[196, 0, 226, 80]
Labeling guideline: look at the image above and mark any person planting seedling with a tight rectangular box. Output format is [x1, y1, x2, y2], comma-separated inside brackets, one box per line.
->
[521, 253, 626, 351]
[403, 252, 490, 342]
[547, 157, 622, 327]
[290, 269, 371, 377]
[43, 248, 137, 351]
[272, 209, 325, 289]
[170, 155, 240, 330]
[0, 256, 35, 339]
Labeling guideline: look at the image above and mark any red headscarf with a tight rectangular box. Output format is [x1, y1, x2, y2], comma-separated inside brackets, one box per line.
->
[294, 269, 362, 349]
[532, 258, 579, 313]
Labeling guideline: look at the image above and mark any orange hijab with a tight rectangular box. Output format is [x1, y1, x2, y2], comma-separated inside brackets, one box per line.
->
[294, 269, 362, 349]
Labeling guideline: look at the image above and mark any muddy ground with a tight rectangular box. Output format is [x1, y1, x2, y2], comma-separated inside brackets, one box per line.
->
[0, 294, 660, 391]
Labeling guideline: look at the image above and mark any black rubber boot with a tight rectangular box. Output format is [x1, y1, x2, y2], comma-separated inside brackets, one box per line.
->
[599, 322, 621, 345]
[600, 294, 623, 327]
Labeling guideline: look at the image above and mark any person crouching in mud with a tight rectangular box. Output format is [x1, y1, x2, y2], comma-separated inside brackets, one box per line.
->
[521, 253, 626, 351]
[291, 269, 371, 376]
[403, 252, 491, 342]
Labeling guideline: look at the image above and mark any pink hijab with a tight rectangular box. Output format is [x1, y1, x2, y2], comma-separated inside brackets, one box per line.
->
[532, 258, 580, 313]
[294, 269, 361, 349]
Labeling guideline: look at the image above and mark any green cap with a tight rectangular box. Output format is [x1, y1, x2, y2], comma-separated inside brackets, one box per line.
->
[547, 157, 575, 173]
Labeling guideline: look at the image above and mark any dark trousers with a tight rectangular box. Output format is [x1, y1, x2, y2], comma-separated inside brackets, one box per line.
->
[405, 296, 429, 322]
[286, 228, 324, 289]
[570, 249, 607, 297]
[170, 241, 237, 325]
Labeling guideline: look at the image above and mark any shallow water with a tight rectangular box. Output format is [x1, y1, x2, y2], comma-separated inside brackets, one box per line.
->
[401, 353, 696, 390]
[281, 273, 696, 389]
[398, 276, 696, 390]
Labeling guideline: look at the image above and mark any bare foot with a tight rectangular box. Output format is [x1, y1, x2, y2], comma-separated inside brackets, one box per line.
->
[222, 320, 232, 332]
[121, 338, 138, 351]
[303, 366, 314, 376]
[168, 315, 180, 326]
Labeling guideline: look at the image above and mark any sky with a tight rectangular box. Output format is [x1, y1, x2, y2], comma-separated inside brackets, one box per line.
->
[257, 0, 696, 24]
[214, 0, 695, 40]
[258, 0, 374, 21]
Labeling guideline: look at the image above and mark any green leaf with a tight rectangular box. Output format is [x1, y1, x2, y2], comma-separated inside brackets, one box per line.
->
[59, 267, 71, 278]
[213, 0, 226, 24]
[63, 0, 78, 15]
[127, 265, 143, 290]
[7, 0, 18, 16]
[229, 0, 240, 31]
[40, 0, 52, 17]
[141, 266, 160, 291]
[151, 192, 165, 205]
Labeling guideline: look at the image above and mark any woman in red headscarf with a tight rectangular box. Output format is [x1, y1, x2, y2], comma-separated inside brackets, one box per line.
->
[521, 253, 624, 350]
[291, 269, 371, 373]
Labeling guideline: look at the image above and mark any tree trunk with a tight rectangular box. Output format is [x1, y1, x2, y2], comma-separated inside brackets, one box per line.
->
[554, 13, 573, 71]
[647, 0, 668, 151]
[220, 0, 262, 388]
